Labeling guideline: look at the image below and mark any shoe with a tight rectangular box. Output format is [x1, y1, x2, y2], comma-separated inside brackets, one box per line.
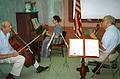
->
[36, 65, 49, 73]
[92, 68, 100, 74]
[88, 61, 98, 66]
[76, 67, 80, 71]
[76, 66, 89, 72]
[5, 73, 15, 79]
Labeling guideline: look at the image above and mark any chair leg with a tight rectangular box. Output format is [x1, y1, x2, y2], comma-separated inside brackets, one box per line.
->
[113, 56, 120, 78]
[49, 48, 52, 60]
[50, 47, 52, 56]
[113, 68, 119, 77]
[119, 68, 120, 77]
[61, 46, 64, 57]
[118, 56, 120, 77]
[113, 63, 120, 77]
[110, 64, 115, 79]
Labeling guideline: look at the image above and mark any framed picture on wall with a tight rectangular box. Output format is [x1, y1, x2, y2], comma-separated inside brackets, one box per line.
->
[31, 18, 40, 29]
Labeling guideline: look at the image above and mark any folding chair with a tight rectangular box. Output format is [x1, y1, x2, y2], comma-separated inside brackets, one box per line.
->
[49, 31, 67, 57]
[91, 44, 120, 79]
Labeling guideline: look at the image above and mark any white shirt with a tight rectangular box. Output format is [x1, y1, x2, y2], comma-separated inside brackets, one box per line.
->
[102, 25, 120, 53]
[0, 30, 16, 54]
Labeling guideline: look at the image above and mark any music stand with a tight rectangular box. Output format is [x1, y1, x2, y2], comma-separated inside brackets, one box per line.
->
[58, 33, 72, 74]
[69, 39, 99, 79]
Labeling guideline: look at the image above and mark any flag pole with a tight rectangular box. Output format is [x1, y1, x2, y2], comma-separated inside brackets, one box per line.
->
[73, 0, 88, 79]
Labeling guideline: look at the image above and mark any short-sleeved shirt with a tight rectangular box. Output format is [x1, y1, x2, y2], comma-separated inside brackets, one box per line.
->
[102, 25, 120, 53]
[0, 30, 16, 54]
[51, 24, 62, 44]
[53, 24, 62, 36]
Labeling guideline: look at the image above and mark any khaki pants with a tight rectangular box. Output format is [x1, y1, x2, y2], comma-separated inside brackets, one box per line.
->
[0, 55, 40, 76]
[0, 55, 25, 76]
[92, 50, 119, 63]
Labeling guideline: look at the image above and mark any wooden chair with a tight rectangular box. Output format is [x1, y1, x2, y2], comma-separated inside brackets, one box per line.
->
[49, 31, 67, 57]
[91, 44, 120, 79]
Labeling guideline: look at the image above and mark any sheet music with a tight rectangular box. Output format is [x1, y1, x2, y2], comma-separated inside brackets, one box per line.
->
[69, 39, 99, 57]
[69, 39, 84, 56]
[31, 18, 40, 29]
[85, 39, 99, 57]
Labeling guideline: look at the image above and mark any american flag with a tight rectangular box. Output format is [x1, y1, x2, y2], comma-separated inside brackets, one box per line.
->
[73, 0, 83, 38]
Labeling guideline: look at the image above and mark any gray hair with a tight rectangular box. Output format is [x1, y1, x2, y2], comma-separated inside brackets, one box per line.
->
[1, 20, 11, 28]
[103, 15, 116, 25]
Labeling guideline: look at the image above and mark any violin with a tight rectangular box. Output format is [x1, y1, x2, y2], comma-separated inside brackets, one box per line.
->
[9, 29, 35, 67]
[94, 24, 105, 41]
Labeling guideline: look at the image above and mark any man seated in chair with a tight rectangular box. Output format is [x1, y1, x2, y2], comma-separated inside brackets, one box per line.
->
[40, 15, 62, 58]
[89, 15, 120, 74]
[0, 20, 49, 79]
[76, 15, 120, 74]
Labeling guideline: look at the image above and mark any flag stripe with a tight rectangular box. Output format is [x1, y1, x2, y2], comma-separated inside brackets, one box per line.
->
[73, 0, 82, 38]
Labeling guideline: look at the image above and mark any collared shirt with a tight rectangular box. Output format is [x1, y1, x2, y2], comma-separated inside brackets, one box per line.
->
[102, 25, 120, 53]
[0, 30, 16, 54]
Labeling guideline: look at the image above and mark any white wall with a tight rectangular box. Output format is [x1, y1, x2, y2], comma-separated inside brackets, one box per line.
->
[81, 0, 120, 19]
[0, 0, 28, 29]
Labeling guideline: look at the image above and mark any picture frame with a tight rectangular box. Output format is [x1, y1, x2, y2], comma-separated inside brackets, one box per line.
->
[31, 18, 40, 29]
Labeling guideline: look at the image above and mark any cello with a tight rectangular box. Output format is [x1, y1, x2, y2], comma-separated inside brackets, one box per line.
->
[9, 29, 35, 67]
[9, 29, 47, 67]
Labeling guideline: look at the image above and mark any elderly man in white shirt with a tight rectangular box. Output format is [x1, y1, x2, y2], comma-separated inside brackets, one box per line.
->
[91, 15, 120, 74]
[0, 21, 49, 79]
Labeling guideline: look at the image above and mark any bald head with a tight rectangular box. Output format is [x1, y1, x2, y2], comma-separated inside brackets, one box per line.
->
[1, 21, 12, 28]
[1, 20, 12, 33]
